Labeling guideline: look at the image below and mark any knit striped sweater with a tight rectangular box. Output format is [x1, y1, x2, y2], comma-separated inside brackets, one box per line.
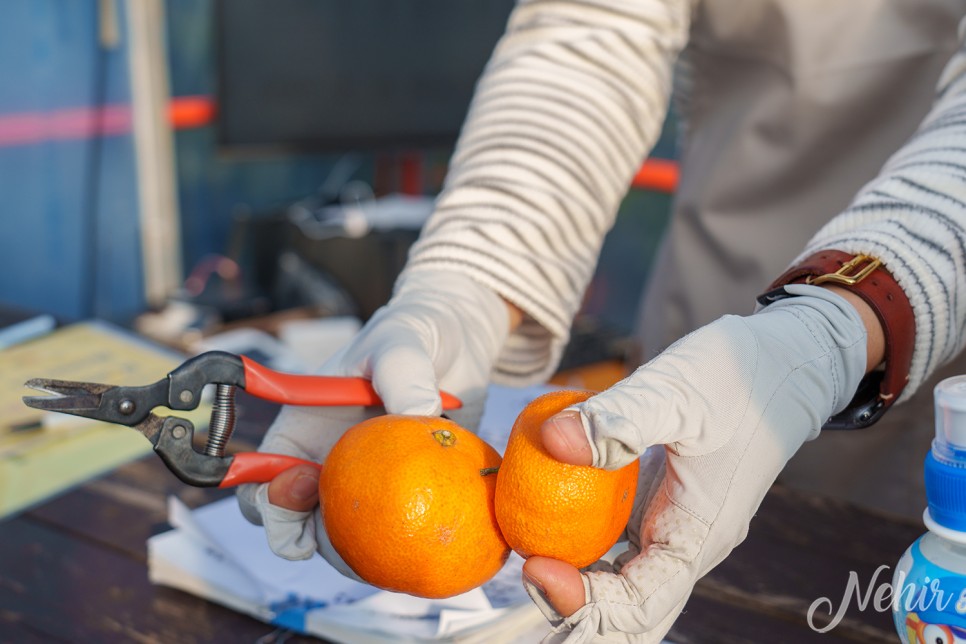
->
[399, 0, 966, 402]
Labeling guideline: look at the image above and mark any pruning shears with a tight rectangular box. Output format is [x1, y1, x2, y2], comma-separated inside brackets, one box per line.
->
[22, 351, 461, 488]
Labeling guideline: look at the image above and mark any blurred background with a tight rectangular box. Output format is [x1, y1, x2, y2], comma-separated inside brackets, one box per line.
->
[0, 0, 678, 369]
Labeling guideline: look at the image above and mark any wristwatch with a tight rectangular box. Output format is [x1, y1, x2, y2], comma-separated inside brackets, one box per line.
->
[756, 250, 915, 430]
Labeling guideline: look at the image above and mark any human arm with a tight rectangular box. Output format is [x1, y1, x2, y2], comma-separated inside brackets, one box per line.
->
[236, 271, 515, 570]
[526, 283, 886, 621]
[404, 0, 692, 384]
[240, 0, 693, 561]
[519, 24, 966, 642]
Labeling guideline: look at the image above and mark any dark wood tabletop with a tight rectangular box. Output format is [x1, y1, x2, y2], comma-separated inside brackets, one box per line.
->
[0, 391, 921, 643]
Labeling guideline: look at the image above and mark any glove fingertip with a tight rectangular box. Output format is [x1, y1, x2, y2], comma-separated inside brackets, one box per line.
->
[389, 385, 443, 417]
[236, 482, 267, 527]
[573, 401, 652, 470]
[248, 484, 321, 560]
[370, 351, 443, 416]
[271, 543, 317, 562]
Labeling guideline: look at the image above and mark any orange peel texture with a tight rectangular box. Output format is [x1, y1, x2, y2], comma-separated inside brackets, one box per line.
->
[320, 415, 509, 598]
[495, 390, 639, 569]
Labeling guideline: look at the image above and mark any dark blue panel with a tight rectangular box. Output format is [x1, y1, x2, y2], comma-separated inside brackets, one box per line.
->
[0, 0, 144, 321]
[165, 0, 354, 275]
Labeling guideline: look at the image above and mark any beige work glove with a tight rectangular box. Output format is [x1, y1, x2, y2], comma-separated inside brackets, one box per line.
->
[236, 271, 511, 578]
[523, 284, 868, 642]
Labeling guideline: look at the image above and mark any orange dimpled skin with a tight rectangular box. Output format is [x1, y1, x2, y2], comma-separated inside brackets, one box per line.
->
[495, 390, 639, 569]
[319, 415, 509, 599]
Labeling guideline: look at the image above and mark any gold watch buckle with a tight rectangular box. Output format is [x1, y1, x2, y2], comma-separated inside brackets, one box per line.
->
[806, 254, 881, 287]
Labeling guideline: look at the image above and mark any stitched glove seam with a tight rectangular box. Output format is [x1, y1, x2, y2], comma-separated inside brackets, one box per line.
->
[673, 342, 844, 528]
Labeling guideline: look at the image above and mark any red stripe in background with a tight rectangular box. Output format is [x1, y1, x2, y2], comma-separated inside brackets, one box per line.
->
[167, 95, 217, 129]
[0, 95, 679, 194]
[0, 95, 217, 147]
[631, 158, 678, 194]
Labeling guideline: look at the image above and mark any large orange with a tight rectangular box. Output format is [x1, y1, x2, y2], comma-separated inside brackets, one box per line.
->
[319, 415, 509, 598]
[495, 390, 639, 569]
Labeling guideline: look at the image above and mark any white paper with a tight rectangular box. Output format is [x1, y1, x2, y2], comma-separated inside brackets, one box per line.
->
[150, 494, 546, 641]
[176, 495, 376, 609]
[148, 529, 272, 622]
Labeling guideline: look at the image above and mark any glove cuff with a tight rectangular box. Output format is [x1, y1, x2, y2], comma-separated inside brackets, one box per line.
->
[393, 270, 508, 330]
[394, 266, 510, 345]
[758, 250, 914, 429]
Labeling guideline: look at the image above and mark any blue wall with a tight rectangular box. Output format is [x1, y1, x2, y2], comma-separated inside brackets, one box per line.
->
[0, 0, 360, 321]
[0, 0, 143, 321]
[0, 0, 678, 333]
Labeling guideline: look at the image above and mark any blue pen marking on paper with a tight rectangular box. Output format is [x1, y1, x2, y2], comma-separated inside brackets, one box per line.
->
[269, 594, 345, 632]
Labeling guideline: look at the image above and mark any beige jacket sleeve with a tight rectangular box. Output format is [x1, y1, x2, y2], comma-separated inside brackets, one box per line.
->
[796, 19, 966, 401]
[400, 0, 693, 385]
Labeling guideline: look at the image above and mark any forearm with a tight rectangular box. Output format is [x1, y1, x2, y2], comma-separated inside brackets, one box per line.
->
[504, 298, 524, 332]
[402, 0, 692, 384]
[794, 27, 966, 400]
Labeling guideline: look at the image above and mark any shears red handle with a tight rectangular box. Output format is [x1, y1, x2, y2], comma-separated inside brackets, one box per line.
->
[219, 452, 321, 488]
[239, 356, 463, 410]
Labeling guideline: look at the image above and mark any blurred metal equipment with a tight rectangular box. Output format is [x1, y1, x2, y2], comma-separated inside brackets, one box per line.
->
[285, 192, 434, 320]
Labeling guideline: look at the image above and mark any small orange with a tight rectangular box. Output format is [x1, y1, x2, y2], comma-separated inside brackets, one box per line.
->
[319, 415, 509, 598]
[495, 390, 639, 569]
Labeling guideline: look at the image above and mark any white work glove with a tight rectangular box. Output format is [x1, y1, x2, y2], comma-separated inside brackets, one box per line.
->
[523, 284, 868, 642]
[236, 271, 511, 575]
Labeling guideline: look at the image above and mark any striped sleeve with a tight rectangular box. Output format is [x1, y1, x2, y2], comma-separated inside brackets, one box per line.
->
[398, 0, 692, 385]
[796, 24, 966, 401]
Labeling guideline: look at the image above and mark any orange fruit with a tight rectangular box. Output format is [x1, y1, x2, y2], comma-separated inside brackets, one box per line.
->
[495, 390, 639, 569]
[319, 415, 509, 598]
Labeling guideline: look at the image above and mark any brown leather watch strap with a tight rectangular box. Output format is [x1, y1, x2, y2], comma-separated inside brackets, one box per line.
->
[757, 250, 915, 429]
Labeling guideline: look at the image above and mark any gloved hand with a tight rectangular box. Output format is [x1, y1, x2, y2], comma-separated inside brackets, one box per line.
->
[521, 284, 869, 642]
[236, 271, 512, 575]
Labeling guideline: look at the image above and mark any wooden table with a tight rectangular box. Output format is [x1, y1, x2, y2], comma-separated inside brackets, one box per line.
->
[0, 391, 920, 643]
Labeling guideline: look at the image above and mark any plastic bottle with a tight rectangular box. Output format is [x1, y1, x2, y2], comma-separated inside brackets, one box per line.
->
[893, 376, 966, 643]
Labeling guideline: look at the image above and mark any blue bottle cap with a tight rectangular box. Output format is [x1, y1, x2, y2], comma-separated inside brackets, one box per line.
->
[926, 376, 966, 531]
[925, 450, 966, 531]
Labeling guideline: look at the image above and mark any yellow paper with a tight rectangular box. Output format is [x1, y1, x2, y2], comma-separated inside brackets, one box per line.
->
[0, 321, 209, 517]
